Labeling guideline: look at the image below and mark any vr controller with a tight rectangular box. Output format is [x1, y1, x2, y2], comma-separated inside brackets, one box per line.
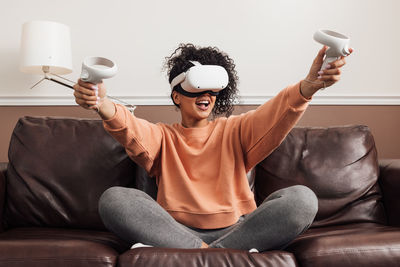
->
[79, 56, 118, 110]
[313, 29, 350, 70]
[80, 57, 118, 84]
[170, 61, 229, 97]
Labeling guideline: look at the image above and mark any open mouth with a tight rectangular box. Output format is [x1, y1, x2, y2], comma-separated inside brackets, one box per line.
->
[195, 100, 210, 110]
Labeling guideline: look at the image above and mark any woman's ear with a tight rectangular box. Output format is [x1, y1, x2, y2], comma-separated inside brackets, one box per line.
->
[172, 90, 180, 106]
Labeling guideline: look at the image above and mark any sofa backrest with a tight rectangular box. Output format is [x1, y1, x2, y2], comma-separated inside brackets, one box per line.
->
[254, 125, 386, 227]
[5, 118, 386, 230]
[4, 116, 142, 230]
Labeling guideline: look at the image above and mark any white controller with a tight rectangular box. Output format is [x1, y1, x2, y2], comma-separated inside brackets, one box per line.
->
[80, 56, 118, 109]
[313, 29, 350, 70]
[80, 57, 117, 84]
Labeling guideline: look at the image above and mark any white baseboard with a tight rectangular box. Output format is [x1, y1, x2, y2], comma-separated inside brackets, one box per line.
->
[0, 95, 400, 106]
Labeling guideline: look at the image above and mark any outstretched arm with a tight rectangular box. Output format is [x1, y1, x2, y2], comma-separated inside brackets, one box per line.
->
[238, 46, 353, 170]
[73, 79, 163, 175]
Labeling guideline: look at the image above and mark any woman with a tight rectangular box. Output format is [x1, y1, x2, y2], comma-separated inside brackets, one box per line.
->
[73, 43, 351, 251]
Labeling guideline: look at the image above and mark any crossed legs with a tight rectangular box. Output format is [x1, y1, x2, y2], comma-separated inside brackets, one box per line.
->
[98, 185, 318, 251]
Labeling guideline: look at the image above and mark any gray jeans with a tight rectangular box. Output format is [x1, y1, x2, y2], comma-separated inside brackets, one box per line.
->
[98, 185, 318, 251]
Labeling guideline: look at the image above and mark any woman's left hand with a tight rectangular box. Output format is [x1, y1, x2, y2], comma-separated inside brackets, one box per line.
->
[300, 46, 353, 98]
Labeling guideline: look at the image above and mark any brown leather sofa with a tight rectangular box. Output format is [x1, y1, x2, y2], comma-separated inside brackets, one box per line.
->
[0, 116, 399, 267]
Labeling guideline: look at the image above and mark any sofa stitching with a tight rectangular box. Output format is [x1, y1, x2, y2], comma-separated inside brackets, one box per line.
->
[301, 247, 400, 259]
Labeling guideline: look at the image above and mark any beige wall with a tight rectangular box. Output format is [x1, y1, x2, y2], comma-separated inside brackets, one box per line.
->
[3, 1, 400, 99]
[0, 105, 399, 163]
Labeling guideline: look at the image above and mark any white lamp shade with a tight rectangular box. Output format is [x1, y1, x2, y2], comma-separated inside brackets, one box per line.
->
[20, 20, 72, 75]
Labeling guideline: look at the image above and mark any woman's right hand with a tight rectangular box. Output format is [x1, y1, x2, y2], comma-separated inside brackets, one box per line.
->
[73, 79, 107, 111]
[73, 79, 116, 119]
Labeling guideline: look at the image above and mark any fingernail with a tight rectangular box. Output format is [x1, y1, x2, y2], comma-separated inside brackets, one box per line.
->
[318, 71, 324, 75]
[325, 64, 331, 69]
[97, 97, 100, 100]
[317, 76, 322, 79]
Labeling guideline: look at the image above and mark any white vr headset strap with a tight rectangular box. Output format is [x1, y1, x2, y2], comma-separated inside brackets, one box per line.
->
[170, 61, 201, 89]
[189, 61, 201, 66]
[170, 72, 186, 89]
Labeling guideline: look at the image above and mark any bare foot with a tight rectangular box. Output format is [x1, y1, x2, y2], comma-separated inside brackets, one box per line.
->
[201, 242, 209, 248]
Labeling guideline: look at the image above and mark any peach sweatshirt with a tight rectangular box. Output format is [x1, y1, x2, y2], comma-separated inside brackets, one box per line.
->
[103, 82, 310, 229]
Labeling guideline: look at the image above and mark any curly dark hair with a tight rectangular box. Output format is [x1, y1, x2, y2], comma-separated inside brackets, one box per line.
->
[164, 43, 239, 117]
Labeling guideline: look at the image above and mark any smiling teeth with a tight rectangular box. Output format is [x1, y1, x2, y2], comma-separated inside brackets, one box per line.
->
[197, 101, 209, 104]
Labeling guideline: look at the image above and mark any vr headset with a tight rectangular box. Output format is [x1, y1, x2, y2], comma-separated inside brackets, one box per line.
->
[170, 61, 229, 97]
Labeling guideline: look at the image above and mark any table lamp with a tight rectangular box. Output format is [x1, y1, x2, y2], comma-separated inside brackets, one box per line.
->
[20, 20, 74, 89]
[19, 20, 135, 113]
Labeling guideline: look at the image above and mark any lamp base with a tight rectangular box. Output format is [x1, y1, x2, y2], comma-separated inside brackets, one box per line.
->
[30, 75, 74, 90]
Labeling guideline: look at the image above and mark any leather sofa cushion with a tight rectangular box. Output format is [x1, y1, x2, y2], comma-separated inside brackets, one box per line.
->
[0, 227, 130, 253]
[255, 125, 386, 227]
[0, 227, 130, 267]
[288, 223, 400, 267]
[119, 247, 298, 267]
[5, 116, 137, 230]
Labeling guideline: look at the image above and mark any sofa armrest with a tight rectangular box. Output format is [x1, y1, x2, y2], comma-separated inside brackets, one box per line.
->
[0, 162, 7, 233]
[379, 159, 400, 227]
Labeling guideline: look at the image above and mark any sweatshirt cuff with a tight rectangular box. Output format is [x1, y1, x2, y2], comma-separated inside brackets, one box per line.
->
[102, 103, 126, 130]
[287, 82, 311, 110]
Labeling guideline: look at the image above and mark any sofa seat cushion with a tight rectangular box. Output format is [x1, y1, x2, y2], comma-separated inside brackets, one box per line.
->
[118, 247, 298, 267]
[0, 227, 131, 267]
[0, 227, 132, 267]
[0, 239, 117, 267]
[287, 223, 400, 267]
[0, 227, 130, 253]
